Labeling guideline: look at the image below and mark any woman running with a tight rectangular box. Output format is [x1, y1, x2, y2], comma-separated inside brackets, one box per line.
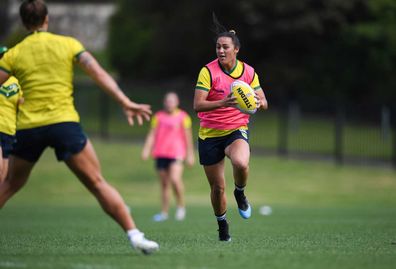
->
[193, 18, 268, 241]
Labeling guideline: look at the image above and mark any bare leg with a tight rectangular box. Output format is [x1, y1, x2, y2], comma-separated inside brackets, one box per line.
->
[0, 156, 35, 208]
[65, 139, 135, 231]
[169, 161, 185, 208]
[203, 159, 226, 215]
[0, 158, 8, 183]
[225, 139, 252, 219]
[0, 147, 7, 183]
[157, 169, 171, 214]
[225, 139, 250, 187]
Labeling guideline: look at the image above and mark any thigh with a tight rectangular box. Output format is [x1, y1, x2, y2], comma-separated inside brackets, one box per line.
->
[169, 160, 184, 182]
[7, 155, 35, 185]
[1, 158, 8, 181]
[65, 139, 102, 187]
[225, 138, 250, 165]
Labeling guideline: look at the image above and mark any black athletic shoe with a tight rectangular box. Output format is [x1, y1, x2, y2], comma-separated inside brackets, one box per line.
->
[234, 189, 252, 219]
[218, 220, 231, 242]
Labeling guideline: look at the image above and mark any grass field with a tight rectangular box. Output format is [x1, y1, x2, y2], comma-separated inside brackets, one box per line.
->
[1, 139, 396, 269]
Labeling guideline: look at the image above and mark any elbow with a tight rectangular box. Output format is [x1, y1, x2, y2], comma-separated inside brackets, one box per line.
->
[260, 100, 268, 110]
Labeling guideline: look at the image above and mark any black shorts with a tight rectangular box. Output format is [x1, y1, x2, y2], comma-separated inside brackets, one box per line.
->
[198, 129, 249, 166]
[13, 122, 88, 162]
[155, 158, 177, 170]
[0, 132, 15, 158]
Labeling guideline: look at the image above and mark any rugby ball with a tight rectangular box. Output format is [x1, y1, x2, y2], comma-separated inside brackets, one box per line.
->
[231, 80, 257, 114]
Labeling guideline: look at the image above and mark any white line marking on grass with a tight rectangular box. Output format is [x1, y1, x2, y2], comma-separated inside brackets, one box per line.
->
[0, 261, 27, 268]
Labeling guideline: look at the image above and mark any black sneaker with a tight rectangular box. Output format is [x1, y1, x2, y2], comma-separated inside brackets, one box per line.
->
[234, 189, 252, 219]
[218, 220, 231, 242]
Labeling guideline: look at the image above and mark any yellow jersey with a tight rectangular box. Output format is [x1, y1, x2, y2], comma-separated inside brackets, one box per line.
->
[0, 76, 22, 135]
[0, 31, 85, 130]
[195, 60, 262, 139]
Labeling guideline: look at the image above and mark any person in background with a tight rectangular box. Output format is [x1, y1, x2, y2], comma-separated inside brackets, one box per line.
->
[0, 46, 23, 183]
[0, 0, 158, 254]
[142, 92, 195, 222]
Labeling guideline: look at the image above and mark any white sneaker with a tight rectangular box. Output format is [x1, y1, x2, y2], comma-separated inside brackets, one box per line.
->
[153, 212, 168, 222]
[175, 207, 186, 221]
[129, 232, 159, 255]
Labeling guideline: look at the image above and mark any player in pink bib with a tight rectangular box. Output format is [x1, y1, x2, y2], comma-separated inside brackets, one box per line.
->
[142, 92, 195, 222]
[193, 17, 268, 242]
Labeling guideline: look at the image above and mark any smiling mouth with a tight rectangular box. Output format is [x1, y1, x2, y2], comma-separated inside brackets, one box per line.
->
[218, 55, 226, 60]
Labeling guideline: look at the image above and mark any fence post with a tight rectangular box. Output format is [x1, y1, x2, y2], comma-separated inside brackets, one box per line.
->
[99, 91, 109, 139]
[392, 107, 396, 169]
[334, 104, 344, 165]
[278, 104, 288, 156]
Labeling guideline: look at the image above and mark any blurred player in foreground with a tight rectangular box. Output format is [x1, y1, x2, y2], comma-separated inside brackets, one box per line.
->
[0, 46, 22, 183]
[0, 0, 158, 254]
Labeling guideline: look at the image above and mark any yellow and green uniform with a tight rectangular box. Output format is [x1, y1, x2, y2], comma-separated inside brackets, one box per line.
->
[0, 76, 22, 135]
[0, 31, 85, 130]
[195, 60, 262, 140]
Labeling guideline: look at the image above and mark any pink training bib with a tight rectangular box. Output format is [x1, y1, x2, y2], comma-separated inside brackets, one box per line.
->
[152, 110, 189, 159]
[198, 59, 255, 130]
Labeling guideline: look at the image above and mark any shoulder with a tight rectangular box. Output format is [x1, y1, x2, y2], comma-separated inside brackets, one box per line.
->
[206, 59, 219, 67]
[179, 109, 190, 118]
[240, 60, 255, 72]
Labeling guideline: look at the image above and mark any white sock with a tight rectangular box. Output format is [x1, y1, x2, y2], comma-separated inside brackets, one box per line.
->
[127, 228, 141, 240]
[235, 184, 245, 191]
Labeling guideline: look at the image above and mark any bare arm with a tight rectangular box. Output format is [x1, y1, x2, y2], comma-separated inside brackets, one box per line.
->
[184, 127, 195, 167]
[0, 70, 10, 85]
[255, 88, 268, 110]
[141, 128, 155, 160]
[193, 89, 237, 112]
[77, 51, 151, 125]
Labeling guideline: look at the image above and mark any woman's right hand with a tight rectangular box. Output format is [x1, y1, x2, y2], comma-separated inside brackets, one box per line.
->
[222, 93, 238, 107]
[122, 100, 152, 126]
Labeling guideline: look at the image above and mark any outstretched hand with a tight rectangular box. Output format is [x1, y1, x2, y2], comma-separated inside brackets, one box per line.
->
[122, 101, 152, 126]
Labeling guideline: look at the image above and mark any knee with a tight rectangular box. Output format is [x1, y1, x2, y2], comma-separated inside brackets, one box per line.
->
[232, 158, 249, 172]
[160, 179, 170, 188]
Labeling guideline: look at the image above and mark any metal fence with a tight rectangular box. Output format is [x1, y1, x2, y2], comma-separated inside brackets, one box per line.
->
[74, 80, 396, 168]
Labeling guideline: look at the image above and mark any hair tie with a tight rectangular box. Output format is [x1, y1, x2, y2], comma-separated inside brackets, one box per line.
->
[229, 30, 236, 35]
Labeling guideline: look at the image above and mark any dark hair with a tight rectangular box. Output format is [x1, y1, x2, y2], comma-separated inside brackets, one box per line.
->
[212, 13, 241, 49]
[20, 0, 48, 31]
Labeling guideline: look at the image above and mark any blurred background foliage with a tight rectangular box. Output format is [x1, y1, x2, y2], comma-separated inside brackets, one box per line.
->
[109, 0, 396, 111]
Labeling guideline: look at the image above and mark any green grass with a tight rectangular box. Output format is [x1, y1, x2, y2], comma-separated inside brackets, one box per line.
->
[1, 139, 395, 269]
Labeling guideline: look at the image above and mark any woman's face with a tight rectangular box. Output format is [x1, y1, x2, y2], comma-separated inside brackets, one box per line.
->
[163, 93, 179, 112]
[216, 36, 239, 67]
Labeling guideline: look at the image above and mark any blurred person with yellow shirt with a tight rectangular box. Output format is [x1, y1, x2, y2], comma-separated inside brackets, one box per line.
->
[0, 0, 158, 254]
[0, 46, 22, 183]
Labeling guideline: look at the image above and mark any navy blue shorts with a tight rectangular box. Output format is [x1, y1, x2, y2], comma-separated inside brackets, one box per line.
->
[13, 122, 88, 162]
[198, 129, 249, 166]
[155, 158, 177, 170]
[0, 132, 15, 158]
